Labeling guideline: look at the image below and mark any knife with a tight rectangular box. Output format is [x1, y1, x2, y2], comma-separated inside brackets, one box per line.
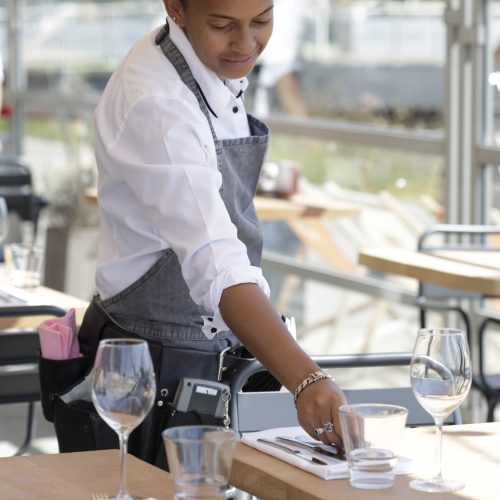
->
[257, 438, 328, 465]
[277, 436, 346, 461]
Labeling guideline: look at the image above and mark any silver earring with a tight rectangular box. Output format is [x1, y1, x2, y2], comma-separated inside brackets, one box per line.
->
[172, 16, 177, 23]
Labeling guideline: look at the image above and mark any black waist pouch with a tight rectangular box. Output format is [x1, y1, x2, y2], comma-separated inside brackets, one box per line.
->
[40, 296, 281, 468]
[38, 354, 92, 422]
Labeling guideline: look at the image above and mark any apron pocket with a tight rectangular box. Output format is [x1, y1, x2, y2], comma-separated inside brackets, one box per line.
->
[38, 352, 92, 422]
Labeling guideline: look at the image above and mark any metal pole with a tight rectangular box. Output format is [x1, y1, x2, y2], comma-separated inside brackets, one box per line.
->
[479, 0, 493, 224]
[5, 0, 25, 156]
[444, 0, 462, 224]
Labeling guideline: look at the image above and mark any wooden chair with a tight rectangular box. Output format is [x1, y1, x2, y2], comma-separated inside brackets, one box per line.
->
[0, 304, 65, 455]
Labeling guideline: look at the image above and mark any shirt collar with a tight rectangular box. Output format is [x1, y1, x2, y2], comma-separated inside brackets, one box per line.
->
[167, 18, 248, 117]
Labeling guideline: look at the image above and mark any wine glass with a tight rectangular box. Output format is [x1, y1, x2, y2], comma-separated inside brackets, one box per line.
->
[0, 196, 9, 244]
[91, 339, 156, 500]
[410, 327, 472, 493]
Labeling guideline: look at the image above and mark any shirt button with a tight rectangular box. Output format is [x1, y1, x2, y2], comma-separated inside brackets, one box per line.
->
[232, 106, 239, 113]
[211, 327, 217, 334]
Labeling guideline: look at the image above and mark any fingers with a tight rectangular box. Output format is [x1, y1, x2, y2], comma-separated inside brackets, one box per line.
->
[315, 417, 341, 447]
[296, 378, 347, 448]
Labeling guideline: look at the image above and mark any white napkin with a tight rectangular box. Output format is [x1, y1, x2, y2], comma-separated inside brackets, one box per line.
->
[241, 426, 414, 480]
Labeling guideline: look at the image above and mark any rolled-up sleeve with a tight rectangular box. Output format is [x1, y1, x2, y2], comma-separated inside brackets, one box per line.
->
[102, 92, 269, 337]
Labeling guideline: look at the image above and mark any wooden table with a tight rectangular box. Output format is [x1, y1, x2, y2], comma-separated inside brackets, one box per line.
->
[254, 193, 360, 221]
[0, 449, 172, 499]
[85, 187, 360, 272]
[230, 422, 500, 500]
[358, 247, 500, 296]
[0, 281, 89, 329]
[2, 423, 497, 499]
[432, 250, 500, 271]
[84, 188, 359, 222]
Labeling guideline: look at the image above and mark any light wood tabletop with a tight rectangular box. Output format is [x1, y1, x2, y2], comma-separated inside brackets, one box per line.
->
[0, 449, 172, 499]
[254, 193, 360, 221]
[2, 424, 497, 499]
[432, 250, 500, 271]
[0, 280, 89, 329]
[85, 187, 359, 221]
[85, 187, 361, 272]
[230, 422, 500, 500]
[358, 247, 500, 296]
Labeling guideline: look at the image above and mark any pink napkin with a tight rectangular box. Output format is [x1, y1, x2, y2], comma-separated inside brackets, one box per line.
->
[39, 309, 82, 360]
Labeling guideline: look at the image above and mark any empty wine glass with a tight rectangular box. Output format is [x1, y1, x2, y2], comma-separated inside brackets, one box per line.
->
[91, 339, 156, 500]
[410, 328, 472, 493]
[0, 196, 9, 244]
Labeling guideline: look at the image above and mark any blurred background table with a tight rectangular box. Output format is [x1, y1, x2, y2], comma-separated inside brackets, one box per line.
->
[85, 187, 361, 271]
[85, 187, 359, 220]
[358, 247, 500, 296]
[0, 274, 88, 329]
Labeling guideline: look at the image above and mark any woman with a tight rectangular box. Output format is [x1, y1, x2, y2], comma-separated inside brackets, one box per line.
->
[91, 0, 346, 461]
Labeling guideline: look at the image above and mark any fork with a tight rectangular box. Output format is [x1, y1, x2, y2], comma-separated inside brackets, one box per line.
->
[91, 494, 109, 500]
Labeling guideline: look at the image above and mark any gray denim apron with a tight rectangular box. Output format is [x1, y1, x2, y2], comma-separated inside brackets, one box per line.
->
[55, 24, 271, 470]
[98, 24, 269, 355]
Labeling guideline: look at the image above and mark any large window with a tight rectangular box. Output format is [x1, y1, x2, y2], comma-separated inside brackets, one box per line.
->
[1, 0, 499, 354]
[249, 0, 446, 132]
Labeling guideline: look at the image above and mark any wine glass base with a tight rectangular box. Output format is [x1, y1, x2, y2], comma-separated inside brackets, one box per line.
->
[410, 477, 465, 493]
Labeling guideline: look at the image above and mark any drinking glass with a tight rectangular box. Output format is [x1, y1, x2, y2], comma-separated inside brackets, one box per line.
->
[91, 339, 156, 500]
[410, 328, 472, 492]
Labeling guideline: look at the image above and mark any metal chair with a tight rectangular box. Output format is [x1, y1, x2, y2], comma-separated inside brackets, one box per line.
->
[0, 156, 48, 238]
[417, 224, 500, 336]
[0, 304, 65, 455]
[229, 352, 460, 434]
[417, 224, 500, 420]
[477, 314, 500, 421]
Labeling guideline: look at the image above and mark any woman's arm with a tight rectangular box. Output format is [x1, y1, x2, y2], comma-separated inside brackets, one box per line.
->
[219, 282, 347, 445]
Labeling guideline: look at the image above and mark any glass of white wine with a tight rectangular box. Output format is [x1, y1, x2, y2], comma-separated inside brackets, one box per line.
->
[410, 328, 472, 493]
[91, 339, 156, 500]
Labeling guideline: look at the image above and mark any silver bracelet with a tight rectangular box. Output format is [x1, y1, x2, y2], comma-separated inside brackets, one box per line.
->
[293, 370, 333, 407]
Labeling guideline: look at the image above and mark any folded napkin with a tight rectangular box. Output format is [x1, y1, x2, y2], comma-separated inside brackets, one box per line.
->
[39, 308, 82, 360]
[241, 426, 414, 480]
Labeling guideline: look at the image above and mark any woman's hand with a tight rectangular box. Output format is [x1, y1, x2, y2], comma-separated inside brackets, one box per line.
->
[219, 284, 348, 447]
[295, 377, 347, 448]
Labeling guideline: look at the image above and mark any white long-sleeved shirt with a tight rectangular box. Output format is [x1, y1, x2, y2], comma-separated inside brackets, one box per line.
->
[94, 19, 270, 338]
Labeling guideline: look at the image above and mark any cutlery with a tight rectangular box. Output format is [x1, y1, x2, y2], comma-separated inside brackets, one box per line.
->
[257, 438, 328, 465]
[295, 435, 346, 460]
[277, 436, 345, 460]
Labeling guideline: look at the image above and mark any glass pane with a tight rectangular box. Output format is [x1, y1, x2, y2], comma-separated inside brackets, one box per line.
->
[22, 0, 162, 81]
[262, 134, 443, 280]
[490, 0, 500, 144]
[15, 1, 164, 233]
[262, 137, 445, 349]
[247, 0, 446, 130]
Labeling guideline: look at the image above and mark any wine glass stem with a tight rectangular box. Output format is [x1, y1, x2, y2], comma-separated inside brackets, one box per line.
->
[118, 432, 129, 498]
[432, 418, 444, 482]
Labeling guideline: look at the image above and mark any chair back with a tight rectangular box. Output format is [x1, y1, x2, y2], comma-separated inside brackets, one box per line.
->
[0, 156, 47, 237]
[418, 224, 500, 301]
[0, 305, 66, 405]
[230, 353, 461, 433]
